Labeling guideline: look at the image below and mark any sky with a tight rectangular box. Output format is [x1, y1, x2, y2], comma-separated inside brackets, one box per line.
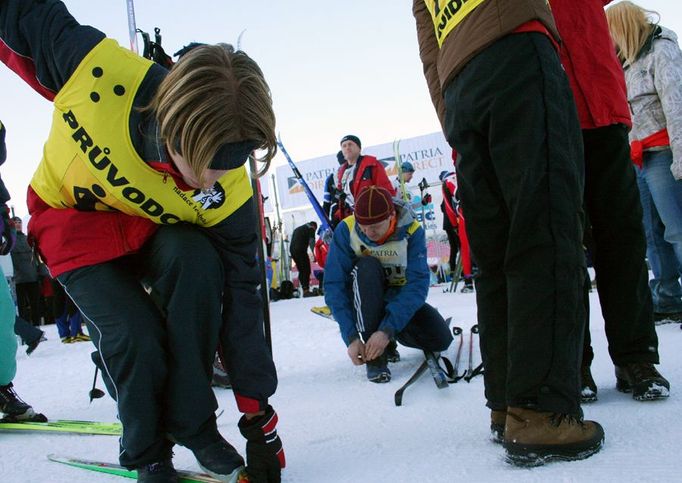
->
[0, 0, 680, 217]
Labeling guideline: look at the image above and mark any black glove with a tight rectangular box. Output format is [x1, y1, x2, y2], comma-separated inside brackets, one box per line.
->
[0, 206, 16, 255]
[238, 405, 285, 483]
[421, 193, 432, 206]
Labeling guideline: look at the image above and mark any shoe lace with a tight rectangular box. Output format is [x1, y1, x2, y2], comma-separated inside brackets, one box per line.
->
[0, 384, 23, 405]
[549, 413, 583, 428]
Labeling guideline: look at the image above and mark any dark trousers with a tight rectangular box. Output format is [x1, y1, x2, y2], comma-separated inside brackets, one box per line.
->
[444, 33, 585, 415]
[445, 226, 459, 273]
[15, 281, 41, 326]
[351, 257, 452, 352]
[13, 315, 43, 345]
[59, 225, 226, 467]
[581, 125, 659, 366]
[291, 251, 311, 291]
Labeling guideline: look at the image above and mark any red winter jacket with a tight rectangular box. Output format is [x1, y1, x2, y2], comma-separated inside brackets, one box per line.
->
[549, 0, 631, 129]
[313, 238, 329, 269]
[338, 155, 396, 201]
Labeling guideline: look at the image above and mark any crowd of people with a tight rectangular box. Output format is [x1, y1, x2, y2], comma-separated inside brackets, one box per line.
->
[0, 0, 679, 481]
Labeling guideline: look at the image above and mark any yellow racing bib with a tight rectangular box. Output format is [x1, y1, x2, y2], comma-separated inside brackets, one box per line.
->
[424, 0, 487, 47]
[347, 217, 421, 287]
[31, 38, 251, 226]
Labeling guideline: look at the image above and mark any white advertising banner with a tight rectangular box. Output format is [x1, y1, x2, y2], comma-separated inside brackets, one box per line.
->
[274, 131, 453, 213]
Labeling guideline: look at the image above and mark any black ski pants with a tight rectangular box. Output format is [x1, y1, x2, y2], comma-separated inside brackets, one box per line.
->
[15, 281, 41, 326]
[351, 256, 452, 352]
[291, 250, 311, 291]
[58, 222, 272, 468]
[581, 125, 659, 367]
[444, 33, 585, 416]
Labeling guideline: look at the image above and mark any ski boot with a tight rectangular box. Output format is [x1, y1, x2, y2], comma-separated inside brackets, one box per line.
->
[136, 460, 178, 483]
[211, 354, 231, 389]
[385, 340, 401, 363]
[192, 436, 246, 482]
[615, 363, 670, 401]
[366, 354, 391, 383]
[0, 383, 46, 422]
[580, 365, 598, 403]
[490, 409, 506, 444]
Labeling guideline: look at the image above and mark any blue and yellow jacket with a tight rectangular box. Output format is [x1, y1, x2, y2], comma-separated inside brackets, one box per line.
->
[324, 201, 430, 346]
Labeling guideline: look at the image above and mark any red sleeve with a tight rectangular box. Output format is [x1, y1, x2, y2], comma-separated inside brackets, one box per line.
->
[372, 158, 397, 196]
[0, 0, 105, 100]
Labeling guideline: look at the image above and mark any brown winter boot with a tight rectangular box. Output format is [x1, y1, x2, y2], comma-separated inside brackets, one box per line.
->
[503, 407, 604, 467]
[490, 410, 506, 444]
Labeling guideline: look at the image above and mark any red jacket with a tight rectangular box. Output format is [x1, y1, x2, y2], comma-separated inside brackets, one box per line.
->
[313, 238, 329, 269]
[338, 155, 396, 201]
[549, 0, 631, 129]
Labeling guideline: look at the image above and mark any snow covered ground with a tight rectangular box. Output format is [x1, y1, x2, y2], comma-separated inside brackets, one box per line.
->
[1, 283, 680, 483]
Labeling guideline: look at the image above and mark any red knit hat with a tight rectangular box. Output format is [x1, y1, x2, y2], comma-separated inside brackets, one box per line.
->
[354, 186, 395, 225]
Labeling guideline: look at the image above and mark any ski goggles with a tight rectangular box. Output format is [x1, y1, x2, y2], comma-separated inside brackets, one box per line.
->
[174, 139, 260, 170]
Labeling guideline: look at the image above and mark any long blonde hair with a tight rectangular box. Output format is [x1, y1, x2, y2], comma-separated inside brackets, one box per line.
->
[605, 1, 660, 66]
[148, 44, 276, 181]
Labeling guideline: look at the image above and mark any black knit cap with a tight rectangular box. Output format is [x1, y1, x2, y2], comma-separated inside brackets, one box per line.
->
[340, 134, 361, 149]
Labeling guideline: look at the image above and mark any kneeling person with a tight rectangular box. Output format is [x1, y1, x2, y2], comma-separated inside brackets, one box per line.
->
[324, 186, 452, 383]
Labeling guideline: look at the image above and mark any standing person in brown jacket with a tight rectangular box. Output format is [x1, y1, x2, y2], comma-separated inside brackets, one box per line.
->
[413, 0, 603, 467]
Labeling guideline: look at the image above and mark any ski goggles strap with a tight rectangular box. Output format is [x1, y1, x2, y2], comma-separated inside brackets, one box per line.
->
[174, 139, 260, 170]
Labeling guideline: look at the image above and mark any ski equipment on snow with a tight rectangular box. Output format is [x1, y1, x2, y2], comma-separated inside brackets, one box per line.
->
[450, 326, 466, 382]
[394, 360, 429, 406]
[310, 305, 334, 320]
[1, 420, 121, 435]
[89, 366, 105, 402]
[463, 324, 484, 382]
[48, 454, 250, 482]
[394, 318, 455, 406]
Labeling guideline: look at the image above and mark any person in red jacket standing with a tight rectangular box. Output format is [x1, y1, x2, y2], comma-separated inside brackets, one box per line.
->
[333, 135, 396, 223]
[549, 0, 669, 403]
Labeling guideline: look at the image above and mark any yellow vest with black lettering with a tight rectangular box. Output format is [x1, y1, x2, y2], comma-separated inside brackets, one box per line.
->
[424, 0, 487, 47]
[347, 217, 421, 287]
[31, 38, 251, 227]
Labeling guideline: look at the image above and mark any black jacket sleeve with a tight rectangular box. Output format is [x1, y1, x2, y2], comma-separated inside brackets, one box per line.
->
[0, 0, 105, 98]
[0, 122, 9, 204]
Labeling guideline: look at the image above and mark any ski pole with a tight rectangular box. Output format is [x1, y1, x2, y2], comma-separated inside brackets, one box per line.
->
[451, 326, 466, 381]
[89, 366, 105, 402]
[125, 0, 138, 54]
[464, 324, 479, 382]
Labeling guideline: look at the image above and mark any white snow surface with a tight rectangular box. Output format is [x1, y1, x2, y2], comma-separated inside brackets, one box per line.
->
[1, 286, 680, 483]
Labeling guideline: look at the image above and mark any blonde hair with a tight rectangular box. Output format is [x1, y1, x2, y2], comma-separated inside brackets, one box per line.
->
[605, 1, 660, 66]
[148, 44, 276, 181]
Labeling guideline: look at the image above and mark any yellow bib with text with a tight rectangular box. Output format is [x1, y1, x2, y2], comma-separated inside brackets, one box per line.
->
[424, 0, 487, 47]
[31, 38, 251, 226]
[347, 217, 421, 287]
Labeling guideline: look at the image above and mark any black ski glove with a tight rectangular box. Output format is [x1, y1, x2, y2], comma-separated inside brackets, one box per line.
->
[238, 405, 285, 483]
[0, 206, 16, 255]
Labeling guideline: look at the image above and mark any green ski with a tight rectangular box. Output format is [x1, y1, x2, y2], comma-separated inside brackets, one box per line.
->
[0, 419, 121, 435]
[48, 454, 250, 482]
